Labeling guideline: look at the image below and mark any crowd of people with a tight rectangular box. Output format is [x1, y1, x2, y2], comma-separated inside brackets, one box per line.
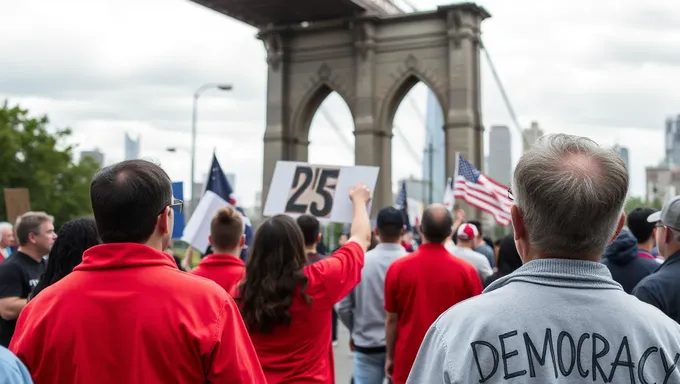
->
[0, 133, 679, 383]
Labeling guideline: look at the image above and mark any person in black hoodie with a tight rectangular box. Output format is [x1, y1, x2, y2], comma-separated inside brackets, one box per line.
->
[601, 229, 658, 293]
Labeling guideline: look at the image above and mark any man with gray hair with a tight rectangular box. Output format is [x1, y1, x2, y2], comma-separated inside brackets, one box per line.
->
[407, 134, 680, 383]
[0, 212, 56, 347]
[633, 196, 680, 323]
[0, 223, 14, 259]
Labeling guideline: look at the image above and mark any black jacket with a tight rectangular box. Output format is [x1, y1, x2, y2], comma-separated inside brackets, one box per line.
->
[601, 230, 658, 294]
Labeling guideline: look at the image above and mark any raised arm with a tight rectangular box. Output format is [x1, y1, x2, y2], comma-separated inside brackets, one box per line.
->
[306, 184, 372, 305]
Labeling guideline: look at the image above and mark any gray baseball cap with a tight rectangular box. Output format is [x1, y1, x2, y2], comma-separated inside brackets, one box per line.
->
[647, 196, 680, 228]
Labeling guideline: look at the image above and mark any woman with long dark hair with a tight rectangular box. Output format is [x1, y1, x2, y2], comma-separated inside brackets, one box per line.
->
[31, 218, 100, 300]
[235, 186, 372, 383]
[483, 234, 523, 288]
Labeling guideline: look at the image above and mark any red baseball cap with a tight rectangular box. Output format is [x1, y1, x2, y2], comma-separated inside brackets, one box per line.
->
[457, 223, 479, 241]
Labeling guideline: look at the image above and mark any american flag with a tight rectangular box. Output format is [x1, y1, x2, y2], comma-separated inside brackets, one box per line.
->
[395, 180, 412, 231]
[453, 154, 512, 226]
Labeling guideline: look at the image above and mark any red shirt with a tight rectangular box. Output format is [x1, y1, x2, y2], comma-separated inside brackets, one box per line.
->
[234, 241, 364, 383]
[638, 250, 656, 260]
[190, 253, 245, 293]
[10, 243, 266, 384]
[384, 243, 482, 384]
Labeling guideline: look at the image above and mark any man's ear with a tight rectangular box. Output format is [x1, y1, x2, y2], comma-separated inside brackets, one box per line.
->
[609, 213, 626, 245]
[157, 207, 170, 235]
[239, 234, 246, 248]
[316, 233, 322, 243]
[208, 235, 214, 246]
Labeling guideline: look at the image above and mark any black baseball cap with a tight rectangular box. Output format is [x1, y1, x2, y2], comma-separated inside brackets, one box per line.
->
[377, 207, 405, 229]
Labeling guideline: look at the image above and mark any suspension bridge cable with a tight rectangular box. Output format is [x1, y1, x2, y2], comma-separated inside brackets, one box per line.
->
[479, 40, 530, 149]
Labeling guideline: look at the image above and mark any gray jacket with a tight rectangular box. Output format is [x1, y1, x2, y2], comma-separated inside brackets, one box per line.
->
[335, 243, 407, 348]
[407, 258, 680, 383]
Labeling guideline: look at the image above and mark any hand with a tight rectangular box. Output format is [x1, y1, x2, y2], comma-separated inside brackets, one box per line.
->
[349, 184, 371, 205]
[349, 339, 355, 352]
[385, 357, 394, 379]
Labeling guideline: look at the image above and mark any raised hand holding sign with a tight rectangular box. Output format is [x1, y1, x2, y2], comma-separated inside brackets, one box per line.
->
[264, 161, 379, 223]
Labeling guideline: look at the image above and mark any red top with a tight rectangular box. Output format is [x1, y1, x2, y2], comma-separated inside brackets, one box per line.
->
[384, 243, 482, 384]
[638, 250, 656, 260]
[10, 243, 266, 384]
[190, 253, 245, 293]
[233, 241, 364, 384]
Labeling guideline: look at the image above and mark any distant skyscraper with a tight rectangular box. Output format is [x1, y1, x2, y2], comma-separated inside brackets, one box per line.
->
[124, 133, 140, 160]
[487, 125, 512, 187]
[421, 91, 446, 204]
[522, 121, 544, 153]
[613, 144, 631, 194]
[80, 149, 104, 169]
[665, 116, 680, 167]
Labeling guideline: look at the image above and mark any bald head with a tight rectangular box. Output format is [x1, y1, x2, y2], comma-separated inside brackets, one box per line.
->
[420, 204, 453, 244]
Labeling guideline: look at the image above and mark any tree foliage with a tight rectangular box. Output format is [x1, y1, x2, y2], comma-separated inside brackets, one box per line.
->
[0, 100, 99, 227]
[624, 196, 662, 214]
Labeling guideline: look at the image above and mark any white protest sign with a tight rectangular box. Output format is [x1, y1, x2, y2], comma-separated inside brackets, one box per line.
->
[263, 161, 379, 223]
[180, 190, 229, 251]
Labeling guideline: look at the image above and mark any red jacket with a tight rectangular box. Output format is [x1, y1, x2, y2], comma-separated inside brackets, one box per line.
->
[10, 243, 266, 384]
[233, 242, 365, 383]
[190, 253, 245, 293]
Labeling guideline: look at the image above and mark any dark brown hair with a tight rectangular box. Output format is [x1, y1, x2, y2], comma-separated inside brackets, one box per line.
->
[210, 206, 243, 251]
[237, 215, 311, 333]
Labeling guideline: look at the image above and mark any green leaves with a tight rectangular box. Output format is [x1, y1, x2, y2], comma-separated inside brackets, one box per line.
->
[0, 100, 99, 227]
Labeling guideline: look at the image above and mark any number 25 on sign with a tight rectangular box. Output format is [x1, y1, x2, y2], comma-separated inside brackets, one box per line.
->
[285, 166, 340, 218]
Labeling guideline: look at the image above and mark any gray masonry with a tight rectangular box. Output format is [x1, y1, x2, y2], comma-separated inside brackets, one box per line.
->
[258, 4, 490, 214]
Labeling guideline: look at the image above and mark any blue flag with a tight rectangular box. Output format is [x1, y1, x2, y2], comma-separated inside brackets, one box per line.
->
[171, 182, 185, 240]
[205, 153, 253, 261]
[395, 180, 412, 231]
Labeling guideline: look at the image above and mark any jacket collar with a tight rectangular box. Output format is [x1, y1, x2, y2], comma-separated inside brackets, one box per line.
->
[484, 258, 623, 293]
[75, 243, 178, 271]
[197, 253, 245, 268]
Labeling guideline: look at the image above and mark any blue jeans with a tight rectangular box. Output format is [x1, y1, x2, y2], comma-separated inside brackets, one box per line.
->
[353, 351, 389, 384]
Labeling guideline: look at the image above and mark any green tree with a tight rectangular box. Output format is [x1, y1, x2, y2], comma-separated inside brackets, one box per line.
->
[624, 196, 662, 214]
[0, 100, 99, 227]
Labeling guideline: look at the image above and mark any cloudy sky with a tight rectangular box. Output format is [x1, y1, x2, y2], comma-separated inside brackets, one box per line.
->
[1, 0, 676, 207]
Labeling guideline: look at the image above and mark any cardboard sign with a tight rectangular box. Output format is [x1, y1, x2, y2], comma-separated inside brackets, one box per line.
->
[4, 188, 30, 224]
[264, 161, 379, 223]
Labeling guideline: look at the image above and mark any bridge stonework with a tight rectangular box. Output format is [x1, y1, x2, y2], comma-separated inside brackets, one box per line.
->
[260, 3, 490, 215]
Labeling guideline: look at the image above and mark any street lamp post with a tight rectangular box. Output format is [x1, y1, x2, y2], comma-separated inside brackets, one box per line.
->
[190, 83, 233, 210]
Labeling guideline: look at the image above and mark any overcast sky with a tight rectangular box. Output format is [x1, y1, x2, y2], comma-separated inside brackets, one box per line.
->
[1, 0, 676, 206]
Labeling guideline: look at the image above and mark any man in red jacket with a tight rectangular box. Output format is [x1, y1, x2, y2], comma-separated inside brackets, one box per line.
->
[10, 159, 265, 384]
[190, 205, 247, 292]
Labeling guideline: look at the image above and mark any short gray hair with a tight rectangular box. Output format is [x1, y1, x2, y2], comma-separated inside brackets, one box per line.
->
[15, 211, 54, 246]
[0, 222, 12, 242]
[512, 134, 628, 255]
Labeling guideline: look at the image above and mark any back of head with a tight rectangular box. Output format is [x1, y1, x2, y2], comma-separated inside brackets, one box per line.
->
[210, 206, 244, 252]
[239, 214, 310, 333]
[627, 207, 657, 244]
[0, 222, 12, 245]
[32, 218, 100, 300]
[15, 212, 54, 246]
[497, 234, 522, 276]
[90, 160, 172, 243]
[420, 204, 453, 244]
[296, 214, 320, 247]
[376, 206, 405, 243]
[456, 223, 478, 244]
[512, 134, 628, 256]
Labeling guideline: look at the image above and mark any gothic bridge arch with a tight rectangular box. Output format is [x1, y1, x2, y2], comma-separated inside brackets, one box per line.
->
[260, 3, 490, 214]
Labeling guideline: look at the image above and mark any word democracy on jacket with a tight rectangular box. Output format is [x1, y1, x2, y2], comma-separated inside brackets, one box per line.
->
[470, 328, 679, 384]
